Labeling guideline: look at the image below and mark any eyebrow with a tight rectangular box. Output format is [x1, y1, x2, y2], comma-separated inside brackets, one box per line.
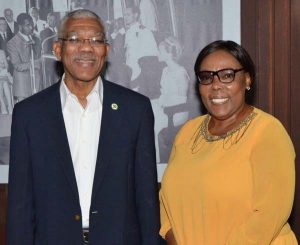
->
[65, 31, 105, 37]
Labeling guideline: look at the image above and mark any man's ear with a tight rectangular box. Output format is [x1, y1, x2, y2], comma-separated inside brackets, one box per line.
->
[105, 43, 110, 57]
[52, 41, 62, 61]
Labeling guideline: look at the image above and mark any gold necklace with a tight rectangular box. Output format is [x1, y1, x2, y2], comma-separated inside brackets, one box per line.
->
[191, 111, 257, 153]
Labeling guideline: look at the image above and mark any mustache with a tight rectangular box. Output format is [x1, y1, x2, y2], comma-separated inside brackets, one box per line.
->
[73, 54, 96, 60]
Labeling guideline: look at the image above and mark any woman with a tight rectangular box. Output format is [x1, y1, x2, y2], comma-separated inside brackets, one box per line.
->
[158, 36, 189, 113]
[159, 40, 297, 244]
[152, 36, 190, 162]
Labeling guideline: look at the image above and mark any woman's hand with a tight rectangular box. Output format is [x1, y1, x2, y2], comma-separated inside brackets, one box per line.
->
[166, 229, 177, 245]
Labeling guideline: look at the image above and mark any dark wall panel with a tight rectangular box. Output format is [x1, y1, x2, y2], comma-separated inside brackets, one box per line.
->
[242, 0, 299, 239]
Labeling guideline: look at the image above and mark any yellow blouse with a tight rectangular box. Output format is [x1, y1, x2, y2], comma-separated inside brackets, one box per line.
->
[160, 108, 297, 245]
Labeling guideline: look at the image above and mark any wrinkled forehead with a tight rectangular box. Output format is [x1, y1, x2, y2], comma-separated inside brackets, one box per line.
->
[62, 18, 105, 37]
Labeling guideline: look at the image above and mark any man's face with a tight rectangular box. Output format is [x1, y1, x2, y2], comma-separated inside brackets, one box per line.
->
[20, 19, 34, 36]
[30, 9, 39, 19]
[47, 15, 56, 28]
[53, 18, 109, 84]
[124, 8, 137, 26]
[4, 10, 13, 22]
[0, 20, 8, 33]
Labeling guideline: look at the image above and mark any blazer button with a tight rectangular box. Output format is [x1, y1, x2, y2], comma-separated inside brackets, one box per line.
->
[75, 214, 81, 221]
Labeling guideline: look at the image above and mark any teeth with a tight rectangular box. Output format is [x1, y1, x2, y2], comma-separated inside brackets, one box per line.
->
[211, 98, 228, 104]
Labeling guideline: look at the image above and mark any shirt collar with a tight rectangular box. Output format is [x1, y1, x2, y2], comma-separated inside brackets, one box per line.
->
[60, 74, 103, 110]
[128, 22, 140, 32]
[18, 31, 31, 41]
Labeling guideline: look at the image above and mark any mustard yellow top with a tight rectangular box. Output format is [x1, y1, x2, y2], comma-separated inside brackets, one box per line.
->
[160, 108, 297, 245]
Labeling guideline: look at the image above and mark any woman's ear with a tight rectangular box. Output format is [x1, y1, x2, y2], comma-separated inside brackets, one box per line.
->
[245, 73, 252, 90]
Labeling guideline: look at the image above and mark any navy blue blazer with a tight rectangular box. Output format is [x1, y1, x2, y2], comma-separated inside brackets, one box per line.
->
[7, 79, 160, 245]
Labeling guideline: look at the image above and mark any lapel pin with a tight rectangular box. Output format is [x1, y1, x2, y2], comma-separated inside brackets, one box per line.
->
[111, 103, 118, 110]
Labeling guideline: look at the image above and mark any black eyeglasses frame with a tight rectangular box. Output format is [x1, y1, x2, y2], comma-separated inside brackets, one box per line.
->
[196, 68, 245, 85]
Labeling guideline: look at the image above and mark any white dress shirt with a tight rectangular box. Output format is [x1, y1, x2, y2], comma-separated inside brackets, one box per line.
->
[6, 21, 15, 33]
[60, 75, 103, 228]
[18, 31, 31, 41]
[0, 32, 7, 40]
[33, 18, 47, 37]
[124, 22, 158, 80]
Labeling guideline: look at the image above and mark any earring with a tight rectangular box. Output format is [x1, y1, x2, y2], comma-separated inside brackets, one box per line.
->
[246, 86, 251, 91]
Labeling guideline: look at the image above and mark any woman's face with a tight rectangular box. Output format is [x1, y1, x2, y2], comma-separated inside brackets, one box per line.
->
[158, 44, 171, 62]
[198, 50, 251, 121]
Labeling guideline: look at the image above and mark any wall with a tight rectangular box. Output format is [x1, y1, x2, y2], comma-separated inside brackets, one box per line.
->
[241, 0, 300, 238]
[1, 0, 300, 243]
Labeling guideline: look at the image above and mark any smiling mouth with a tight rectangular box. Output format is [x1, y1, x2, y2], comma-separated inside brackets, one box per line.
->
[75, 59, 95, 66]
[211, 98, 229, 104]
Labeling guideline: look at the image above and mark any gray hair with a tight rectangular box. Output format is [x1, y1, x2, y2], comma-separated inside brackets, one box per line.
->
[58, 9, 105, 38]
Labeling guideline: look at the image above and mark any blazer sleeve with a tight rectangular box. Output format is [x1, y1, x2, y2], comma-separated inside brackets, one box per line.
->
[7, 104, 35, 245]
[134, 99, 160, 245]
[226, 119, 296, 244]
[7, 40, 31, 72]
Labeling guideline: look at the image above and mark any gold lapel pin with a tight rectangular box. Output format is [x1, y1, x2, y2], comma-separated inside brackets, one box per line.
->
[111, 103, 118, 110]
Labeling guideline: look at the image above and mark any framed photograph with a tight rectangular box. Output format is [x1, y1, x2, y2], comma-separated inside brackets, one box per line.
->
[0, 0, 240, 183]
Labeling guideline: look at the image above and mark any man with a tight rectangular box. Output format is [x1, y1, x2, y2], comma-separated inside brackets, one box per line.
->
[29, 7, 47, 38]
[124, 6, 161, 100]
[4, 8, 19, 37]
[7, 9, 160, 245]
[40, 12, 58, 53]
[0, 17, 13, 52]
[40, 12, 59, 87]
[139, 0, 158, 32]
[7, 13, 41, 102]
[107, 17, 130, 87]
[0, 17, 13, 75]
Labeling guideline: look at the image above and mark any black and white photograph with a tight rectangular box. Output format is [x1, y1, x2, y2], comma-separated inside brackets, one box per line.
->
[0, 0, 240, 182]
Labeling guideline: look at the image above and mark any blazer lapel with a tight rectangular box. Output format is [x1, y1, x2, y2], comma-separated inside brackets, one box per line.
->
[91, 80, 122, 201]
[39, 82, 79, 200]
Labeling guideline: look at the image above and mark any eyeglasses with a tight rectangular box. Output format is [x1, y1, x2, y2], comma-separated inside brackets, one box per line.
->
[196, 68, 244, 85]
[59, 35, 108, 47]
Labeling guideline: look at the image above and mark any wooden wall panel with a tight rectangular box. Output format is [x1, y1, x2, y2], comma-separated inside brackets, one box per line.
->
[256, 0, 275, 113]
[290, 0, 300, 237]
[274, 0, 291, 129]
[0, 185, 7, 245]
[242, 0, 299, 239]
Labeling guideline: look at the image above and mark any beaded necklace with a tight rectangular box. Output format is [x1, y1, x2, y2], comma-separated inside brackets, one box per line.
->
[191, 111, 257, 153]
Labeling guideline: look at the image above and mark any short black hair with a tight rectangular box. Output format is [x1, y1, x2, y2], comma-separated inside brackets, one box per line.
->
[194, 40, 256, 104]
[16, 13, 33, 26]
[194, 40, 255, 83]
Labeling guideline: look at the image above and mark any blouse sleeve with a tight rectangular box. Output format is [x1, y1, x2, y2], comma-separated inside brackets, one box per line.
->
[159, 143, 176, 239]
[159, 190, 172, 239]
[226, 119, 296, 244]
